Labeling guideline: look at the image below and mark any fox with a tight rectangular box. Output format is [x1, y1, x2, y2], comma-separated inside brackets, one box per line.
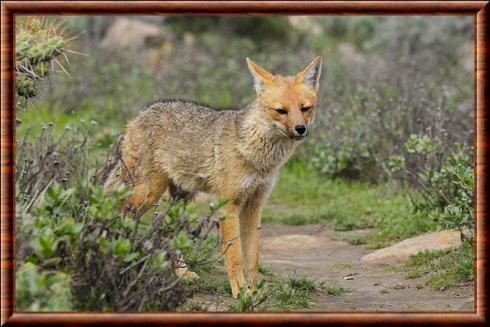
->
[104, 56, 322, 297]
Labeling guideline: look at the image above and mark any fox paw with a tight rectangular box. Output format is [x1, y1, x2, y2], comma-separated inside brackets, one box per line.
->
[177, 267, 199, 281]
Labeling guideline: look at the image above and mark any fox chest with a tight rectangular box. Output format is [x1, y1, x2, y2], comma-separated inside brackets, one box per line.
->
[232, 171, 274, 198]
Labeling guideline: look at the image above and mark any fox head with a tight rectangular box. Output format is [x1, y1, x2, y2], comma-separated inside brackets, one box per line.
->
[246, 56, 322, 141]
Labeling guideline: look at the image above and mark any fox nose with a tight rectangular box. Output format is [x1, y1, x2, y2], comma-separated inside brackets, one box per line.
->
[295, 125, 307, 135]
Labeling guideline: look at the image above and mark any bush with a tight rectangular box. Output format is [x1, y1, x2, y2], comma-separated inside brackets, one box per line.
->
[307, 48, 473, 182]
[16, 262, 72, 312]
[71, 185, 219, 311]
[164, 16, 294, 47]
[303, 16, 473, 183]
[15, 122, 221, 311]
[309, 139, 374, 180]
[389, 135, 474, 239]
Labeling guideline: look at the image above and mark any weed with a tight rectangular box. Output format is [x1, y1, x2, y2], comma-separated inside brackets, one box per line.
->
[380, 288, 390, 294]
[258, 265, 275, 277]
[319, 282, 352, 296]
[229, 280, 272, 312]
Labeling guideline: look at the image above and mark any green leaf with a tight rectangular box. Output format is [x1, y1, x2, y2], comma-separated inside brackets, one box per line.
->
[114, 239, 131, 257]
[123, 252, 139, 263]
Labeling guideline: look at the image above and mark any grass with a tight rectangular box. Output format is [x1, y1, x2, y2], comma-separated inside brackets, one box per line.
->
[181, 269, 349, 312]
[184, 276, 232, 297]
[264, 159, 437, 249]
[271, 283, 313, 311]
[319, 283, 352, 296]
[265, 277, 325, 311]
[258, 264, 275, 277]
[17, 102, 125, 139]
[286, 277, 316, 293]
[404, 242, 475, 291]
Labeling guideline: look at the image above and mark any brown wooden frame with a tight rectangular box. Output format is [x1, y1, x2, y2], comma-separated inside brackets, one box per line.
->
[1, 1, 488, 325]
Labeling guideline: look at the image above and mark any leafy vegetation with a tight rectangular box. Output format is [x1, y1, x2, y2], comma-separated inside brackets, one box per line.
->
[15, 120, 223, 311]
[389, 135, 474, 240]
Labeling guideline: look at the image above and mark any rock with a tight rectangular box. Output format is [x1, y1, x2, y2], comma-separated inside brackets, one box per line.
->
[102, 17, 172, 49]
[361, 230, 462, 263]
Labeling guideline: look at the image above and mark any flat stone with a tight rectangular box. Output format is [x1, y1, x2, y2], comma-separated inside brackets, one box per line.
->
[361, 230, 462, 263]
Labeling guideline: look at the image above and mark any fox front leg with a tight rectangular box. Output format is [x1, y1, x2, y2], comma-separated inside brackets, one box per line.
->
[220, 202, 246, 298]
[239, 191, 267, 290]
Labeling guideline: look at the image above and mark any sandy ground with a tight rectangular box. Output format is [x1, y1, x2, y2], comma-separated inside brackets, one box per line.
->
[260, 223, 474, 312]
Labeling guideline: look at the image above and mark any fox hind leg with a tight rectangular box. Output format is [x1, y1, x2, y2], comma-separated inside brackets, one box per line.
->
[123, 168, 171, 217]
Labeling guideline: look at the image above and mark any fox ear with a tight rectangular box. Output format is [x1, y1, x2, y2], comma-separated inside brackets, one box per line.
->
[246, 57, 274, 93]
[296, 56, 322, 91]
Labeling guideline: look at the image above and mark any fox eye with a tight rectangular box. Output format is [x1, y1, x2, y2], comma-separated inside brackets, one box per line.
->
[301, 106, 312, 113]
[275, 108, 288, 115]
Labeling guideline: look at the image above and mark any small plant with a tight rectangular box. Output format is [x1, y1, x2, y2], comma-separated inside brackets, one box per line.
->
[229, 280, 272, 312]
[227, 276, 321, 312]
[287, 277, 317, 293]
[318, 282, 352, 296]
[268, 277, 320, 310]
[184, 276, 231, 296]
[258, 265, 275, 277]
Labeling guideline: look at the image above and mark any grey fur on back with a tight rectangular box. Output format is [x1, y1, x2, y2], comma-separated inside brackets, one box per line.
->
[124, 99, 295, 200]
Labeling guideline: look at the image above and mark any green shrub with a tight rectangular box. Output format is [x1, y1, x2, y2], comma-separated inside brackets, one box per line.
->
[310, 140, 374, 180]
[164, 16, 293, 46]
[389, 135, 474, 239]
[16, 262, 72, 311]
[15, 122, 221, 311]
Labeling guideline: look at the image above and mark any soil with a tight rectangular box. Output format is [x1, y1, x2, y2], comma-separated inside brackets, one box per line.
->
[261, 223, 474, 312]
[188, 223, 474, 312]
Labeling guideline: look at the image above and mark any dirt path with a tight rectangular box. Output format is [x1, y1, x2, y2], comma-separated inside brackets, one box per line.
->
[260, 223, 474, 312]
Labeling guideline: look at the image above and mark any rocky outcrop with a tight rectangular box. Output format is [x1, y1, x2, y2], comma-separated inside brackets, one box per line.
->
[361, 230, 462, 263]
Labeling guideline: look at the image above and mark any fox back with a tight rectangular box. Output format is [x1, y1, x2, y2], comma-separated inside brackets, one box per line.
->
[105, 57, 322, 211]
